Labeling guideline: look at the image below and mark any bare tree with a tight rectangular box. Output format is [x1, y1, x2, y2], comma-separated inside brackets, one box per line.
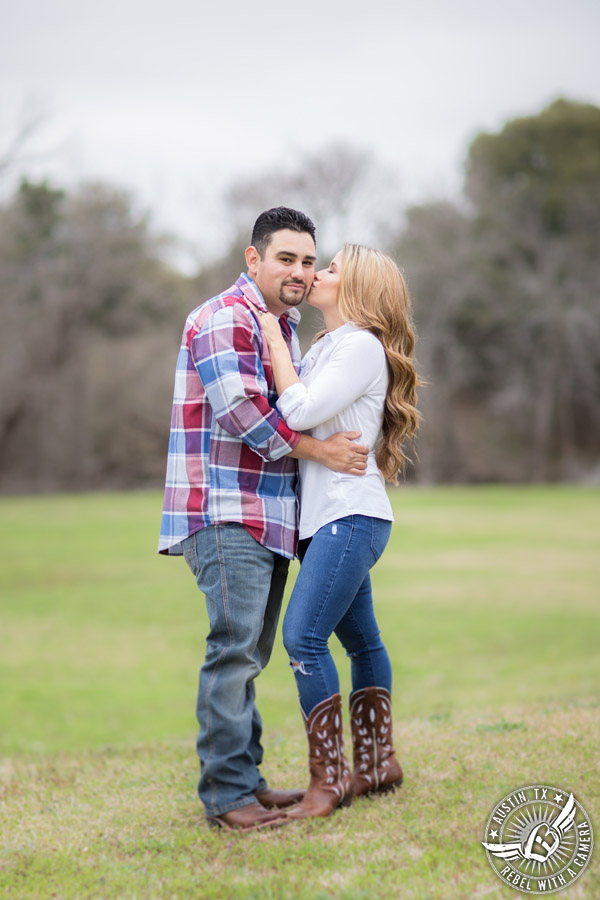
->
[0, 97, 58, 186]
[222, 142, 403, 257]
[0, 178, 188, 492]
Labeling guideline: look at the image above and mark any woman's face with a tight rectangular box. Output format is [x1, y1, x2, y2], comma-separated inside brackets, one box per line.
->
[307, 249, 343, 313]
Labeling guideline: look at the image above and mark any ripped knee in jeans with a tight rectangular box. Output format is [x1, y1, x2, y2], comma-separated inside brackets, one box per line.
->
[288, 657, 312, 676]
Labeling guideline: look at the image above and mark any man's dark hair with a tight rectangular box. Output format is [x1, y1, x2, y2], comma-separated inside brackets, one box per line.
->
[251, 207, 316, 258]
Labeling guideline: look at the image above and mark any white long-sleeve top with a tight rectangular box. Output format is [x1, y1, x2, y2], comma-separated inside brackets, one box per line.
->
[276, 322, 393, 540]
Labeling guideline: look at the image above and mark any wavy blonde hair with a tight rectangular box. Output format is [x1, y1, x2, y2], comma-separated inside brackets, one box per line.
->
[333, 243, 421, 483]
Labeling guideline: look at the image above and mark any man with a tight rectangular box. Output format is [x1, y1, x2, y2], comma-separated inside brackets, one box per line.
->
[159, 207, 368, 831]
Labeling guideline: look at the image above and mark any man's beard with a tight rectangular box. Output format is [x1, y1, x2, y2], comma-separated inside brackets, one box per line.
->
[279, 282, 307, 307]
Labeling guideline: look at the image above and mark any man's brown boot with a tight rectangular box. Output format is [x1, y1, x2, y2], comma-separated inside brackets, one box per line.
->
[285, 694, 353, 820]
[349, 686, 403, 797]
[255, 787, 305, 809]
[206, 801, 287, 831]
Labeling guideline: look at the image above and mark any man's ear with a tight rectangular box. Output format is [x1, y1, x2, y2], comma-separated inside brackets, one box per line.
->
[245, 245, 260, 277]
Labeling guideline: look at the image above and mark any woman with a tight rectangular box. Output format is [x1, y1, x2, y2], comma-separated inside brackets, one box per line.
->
[258, 243, 421, 820]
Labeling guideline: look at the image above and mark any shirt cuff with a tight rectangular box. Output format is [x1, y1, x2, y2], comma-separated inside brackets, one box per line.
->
[274, 416, 301, 453]
[276, 382, 308, 422]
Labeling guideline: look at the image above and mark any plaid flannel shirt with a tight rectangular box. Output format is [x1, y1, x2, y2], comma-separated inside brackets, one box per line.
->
[159, 273, 302, 559]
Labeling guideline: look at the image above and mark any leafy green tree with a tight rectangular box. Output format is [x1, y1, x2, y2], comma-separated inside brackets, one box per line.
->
[14, 178, 65, 249]
[464, 99, 600, 479]
[466, 99, 600, 234]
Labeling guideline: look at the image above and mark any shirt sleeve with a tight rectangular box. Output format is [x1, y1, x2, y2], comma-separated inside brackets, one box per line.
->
[191, 303, 300, 461]
[277, 331, 386, 430]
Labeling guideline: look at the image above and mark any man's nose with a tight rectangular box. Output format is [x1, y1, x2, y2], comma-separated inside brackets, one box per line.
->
[290, 260, 305, 280]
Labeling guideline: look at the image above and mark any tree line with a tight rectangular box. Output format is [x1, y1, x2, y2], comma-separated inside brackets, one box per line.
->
[1, 98, 599, 493]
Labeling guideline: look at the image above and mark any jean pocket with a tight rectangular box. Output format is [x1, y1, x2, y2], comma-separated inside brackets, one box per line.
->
[182, 533, 199, 575]
[370, 518, 392, 564]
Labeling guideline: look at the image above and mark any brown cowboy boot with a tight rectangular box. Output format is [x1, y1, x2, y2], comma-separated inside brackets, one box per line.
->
[205, 801, 287, 831]
[349, 686, 403, 797]
[285, 694, 353, 820]
[255, 787, 305, 809]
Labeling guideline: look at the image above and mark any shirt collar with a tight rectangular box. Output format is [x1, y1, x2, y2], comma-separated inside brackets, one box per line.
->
[323, 322, 359, 344]
[236, 273, 302, 326]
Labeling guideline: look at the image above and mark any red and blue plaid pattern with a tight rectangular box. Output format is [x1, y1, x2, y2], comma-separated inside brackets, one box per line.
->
[159, 274, 301, 559]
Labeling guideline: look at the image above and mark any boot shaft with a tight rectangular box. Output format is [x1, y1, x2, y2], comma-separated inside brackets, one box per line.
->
[306, 693, 352, 793]
[287, 693, 353, 819]
[349, 686, 403, 796]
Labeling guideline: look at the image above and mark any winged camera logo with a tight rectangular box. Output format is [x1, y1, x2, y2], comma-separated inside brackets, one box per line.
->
[481, 784, 593, 894]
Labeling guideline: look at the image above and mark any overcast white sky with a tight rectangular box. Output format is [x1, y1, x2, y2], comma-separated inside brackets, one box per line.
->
[2, 0, 599, 267]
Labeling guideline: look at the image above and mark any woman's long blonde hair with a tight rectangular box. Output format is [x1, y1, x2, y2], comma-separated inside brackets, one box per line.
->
[334, 243, 421, 483]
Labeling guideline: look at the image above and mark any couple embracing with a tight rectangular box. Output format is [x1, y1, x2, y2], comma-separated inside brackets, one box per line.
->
[159, 207, 420, 831]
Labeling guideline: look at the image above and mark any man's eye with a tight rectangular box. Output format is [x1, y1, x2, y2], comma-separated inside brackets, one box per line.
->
[281, 257, 292, 263]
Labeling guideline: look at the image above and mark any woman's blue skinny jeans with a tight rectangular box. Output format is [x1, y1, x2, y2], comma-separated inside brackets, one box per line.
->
[282, 514, 393, 716]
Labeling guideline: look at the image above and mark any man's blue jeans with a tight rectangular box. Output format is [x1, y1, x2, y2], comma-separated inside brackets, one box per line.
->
[282, 515, 392, 716]
[182, 524, 289, 817]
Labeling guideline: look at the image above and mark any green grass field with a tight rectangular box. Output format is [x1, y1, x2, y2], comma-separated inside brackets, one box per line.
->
[1, 486, 598, 899]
